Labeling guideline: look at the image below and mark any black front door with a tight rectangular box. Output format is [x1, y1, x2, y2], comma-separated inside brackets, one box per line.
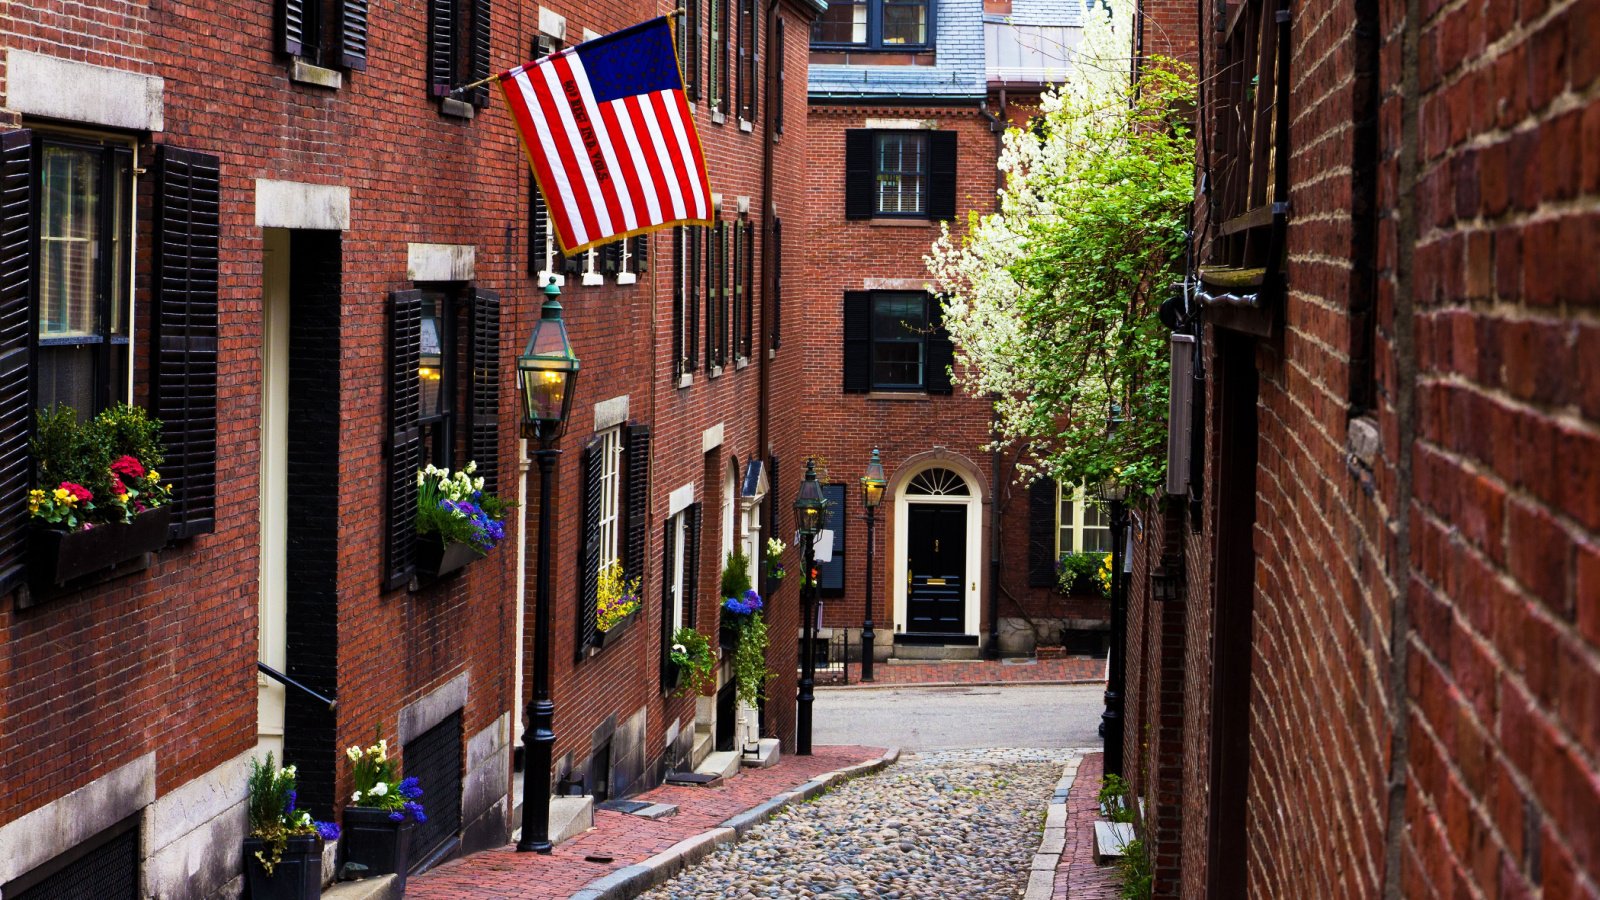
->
[906, 503, 966, 635]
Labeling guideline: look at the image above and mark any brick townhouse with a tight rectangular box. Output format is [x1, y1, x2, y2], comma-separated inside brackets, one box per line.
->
[1120, 0, 1600, 895]
[781, 0, 1108, 668]
[0, 0, 815, 893]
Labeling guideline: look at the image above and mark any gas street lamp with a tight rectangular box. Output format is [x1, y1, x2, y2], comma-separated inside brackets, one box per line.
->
[793, 459, 828, 755]
[517, 280, 579, 853]
[1094, 472, 1129, 779]
[859, 449, 886, 682]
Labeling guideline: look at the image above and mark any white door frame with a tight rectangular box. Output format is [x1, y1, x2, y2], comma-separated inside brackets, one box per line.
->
[892, 463, 983, 637]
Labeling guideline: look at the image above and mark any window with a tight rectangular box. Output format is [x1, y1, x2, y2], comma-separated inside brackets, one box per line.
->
[680, 0, 702, 101]
[769, 218, 782, 351]
[706, 215, 727, 371]
[810, 0, 928, 48]
[673, 226, 702, 378]
[658, 503, 698, 688]
[709, 0, 729, 113]
[1057, 484, 1111, 557]
[816, 482, 846, 596]
[34, 135, 133, 417]
[597, 427, 623, 570]
[774, 19, 786, 135]
[279, 0, 369, 70]
[731, 219, 746, 360]
[842, 291, 954, 394]
[737, 0, 758, 122]
[740, 220, 754, 359]
[844, 130, 957, 220]
[418, 289, 458, 467]
[428, 0, 491, 107]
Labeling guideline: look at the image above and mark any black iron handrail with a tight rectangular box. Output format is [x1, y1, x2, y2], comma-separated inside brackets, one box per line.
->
[257, 661, 337, 711]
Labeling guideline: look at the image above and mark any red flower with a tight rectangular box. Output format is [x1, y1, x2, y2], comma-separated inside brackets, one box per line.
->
[110, 455, 145, 479]
[59, 481, 93, 502]
[110, 475, 127, 497]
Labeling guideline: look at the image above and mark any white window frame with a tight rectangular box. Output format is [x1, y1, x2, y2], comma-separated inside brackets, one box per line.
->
[537, 211, 565, 287]
[1056, 483, 1110, 558]
[581, 247, 603, 286]
[669, 511, 687, 630]
[617, 239, 637, 285]
[597, 427, 623, 570]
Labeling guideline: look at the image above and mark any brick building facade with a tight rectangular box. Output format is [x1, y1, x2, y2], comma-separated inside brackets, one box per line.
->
[0, 0, 815, 893]
[1122, 0, 1600, 895]
[793, 0, 1111, 667]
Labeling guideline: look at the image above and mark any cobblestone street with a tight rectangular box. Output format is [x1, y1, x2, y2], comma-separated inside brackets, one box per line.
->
[640, 748, 1074, 900]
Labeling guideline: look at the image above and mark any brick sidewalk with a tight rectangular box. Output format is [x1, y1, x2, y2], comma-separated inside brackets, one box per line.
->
[407, 745, 885, 899]
[1053, 752, 1121, 899]
[818, 656, 1107, 687]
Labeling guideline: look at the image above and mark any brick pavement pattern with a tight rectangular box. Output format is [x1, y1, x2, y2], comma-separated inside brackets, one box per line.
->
[407, 745, 884, 899]
[819, 657, 1107, 687]
[1053, 752, 1121, 900]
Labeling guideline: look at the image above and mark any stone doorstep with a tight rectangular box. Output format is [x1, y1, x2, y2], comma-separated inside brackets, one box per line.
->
[324, 873, 402, 900]
[1093, 821, 1135, 864]
[696, 749, 743, 780]
[508, 789, 595, 847]
[739, 738, 782, 769]
[568, 747, 902, 900]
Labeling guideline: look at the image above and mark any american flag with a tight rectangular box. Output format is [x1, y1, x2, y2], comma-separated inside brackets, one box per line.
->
[501, 17, 713, 256]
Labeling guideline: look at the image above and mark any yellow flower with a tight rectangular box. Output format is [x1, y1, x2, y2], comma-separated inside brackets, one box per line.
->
[117, 493, 130, 504]
[53, 487, 73, 505]
[147, 470, 159, 482]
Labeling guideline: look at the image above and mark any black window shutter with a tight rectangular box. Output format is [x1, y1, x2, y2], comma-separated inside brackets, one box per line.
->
[529, 178, 548, 278]
[386, 290, 425, 590]
[624, 423, 651, 584]
[684, 502, 701, 628]
[842, 291, 871, 393]
[279, 0, 306, 56]
[925, 295, 954, 395]
[818, 483, 845, 596]
[468, 288, 500, 495]
[770, 218, 781, 350]
[0, 130, 33, 595]
[704, 223, 717, 371]
[633, 233, 649, 274]
[774, 18, 785, 135]
[1028, 477, 1058, 587]
[576, 438, 603, 658]
[601, 241, 621, 276]
[688, 229, 700, 371]
[340, 0, 370, 70]
[563, 249, 582, 276]
[152, 146, 221, 541]
[468, 0, 492, 106]
[673, 228, 685, 375]
[660, 517, 677, 689]
[743, 220, 754, 357]
[928, 131, 958, 220]
[428, 0, 455, 97]
[844, 130, 875, 219]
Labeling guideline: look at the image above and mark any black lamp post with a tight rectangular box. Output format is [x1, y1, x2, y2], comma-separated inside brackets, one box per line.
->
[859, 449, 885, 683]
[517, 280, 579, 854]
[793, 459, 828, 755]
[1095, 474, 1129, 779]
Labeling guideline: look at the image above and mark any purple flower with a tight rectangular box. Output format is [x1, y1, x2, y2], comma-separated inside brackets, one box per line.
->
[405, 800, 427, 822]
[286, 790, 297, 814]
[399, 777, 423, 799]
[315, 821, 341, 841]
[389, 810, 405, 822]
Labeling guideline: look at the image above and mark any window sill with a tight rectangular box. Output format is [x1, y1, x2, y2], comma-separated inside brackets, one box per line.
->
[708, 365, 724, 378]
[712, 109, 727, 125]
[735, 356, 750, 370]
[440, 97, 477, 119]
[869, 217, 933, 227]
[582, 272, 604, 286]
[537, 271, 567, 287]
[739, 118, 754, 133]
[866, 390, 930, 401]
[677, 373, 694, 389]
[617, 272, 638, 285]
[290, 59, 343, 89]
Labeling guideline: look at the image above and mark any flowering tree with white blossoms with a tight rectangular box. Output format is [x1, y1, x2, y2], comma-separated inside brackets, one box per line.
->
[926, 5, 1195, 496]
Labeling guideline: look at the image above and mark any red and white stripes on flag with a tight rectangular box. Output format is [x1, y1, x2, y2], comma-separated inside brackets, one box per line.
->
[500, 17, 713, 256]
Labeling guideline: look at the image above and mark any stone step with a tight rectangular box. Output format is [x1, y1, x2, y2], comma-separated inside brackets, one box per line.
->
[695, 749, 741, 781]
[508, 774, 594, 848]
[739, 738, 782, 769]
[1093, 821, 1135, 864]
[690, 724, 714, 770]
[324, 874, 402, 900]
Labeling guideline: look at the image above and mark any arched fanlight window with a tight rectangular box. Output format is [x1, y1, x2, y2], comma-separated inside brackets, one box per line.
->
[905, 467, 970, 497]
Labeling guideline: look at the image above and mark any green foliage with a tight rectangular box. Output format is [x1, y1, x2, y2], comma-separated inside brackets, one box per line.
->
[669, 626, 717, 697]
[247, 753, 336, 876]
[416, 462, 510, 554]
[720, 548, 752, 599]
[1118, 838, 1154, 899]
[29, 403, 171, 529]
[928, 57, 1197, 497]
[731, 611, 773, 706]
[1099, 773, 1135, 822]
[1057, 551, 1111, 597]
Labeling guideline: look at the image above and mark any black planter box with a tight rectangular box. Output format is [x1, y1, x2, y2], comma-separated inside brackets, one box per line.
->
[340, 807, 413, 884]
[592, 610, 636, 651]
[244, 834, 323, 900]
[415, 539, 479, 579]
[664, 663, 684, 693]
[29, 505, 172, 590]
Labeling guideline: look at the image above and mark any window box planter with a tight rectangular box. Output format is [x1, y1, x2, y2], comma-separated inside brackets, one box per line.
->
[29, 505, 172, 590]
[664, 662, 684, 693]
[592, 609, 637, 651]
[339, 807, 413, 885]
[243, 834, 323, 900]
[416, 539, 479, 579]
[719, 620, 741, 650]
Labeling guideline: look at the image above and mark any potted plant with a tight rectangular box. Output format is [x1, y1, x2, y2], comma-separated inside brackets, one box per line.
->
[594, 560, 642, 648]
[718, 551, 773, 711]
[415, 462, 509, 577]
[27, 404, 174, 591]
[340, 738, 426, 884]
[667, 627, 717, 697]
[1056, 552, 1112, 597]
[245, 753, 339, 900]
[718, 550, 758, 648]
[764, 537, 787, 585]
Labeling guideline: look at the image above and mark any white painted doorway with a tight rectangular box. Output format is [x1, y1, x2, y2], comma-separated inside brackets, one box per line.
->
[891, 464, 983, 640]
[257, 229, 289, 756]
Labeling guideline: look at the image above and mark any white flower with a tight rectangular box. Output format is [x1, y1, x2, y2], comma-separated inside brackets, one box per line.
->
[672, 643, 687, 655]
[370, 782, 388, 797]
[352, 791, 363, 803]
[347, 746, 362, 761]
[376, 739, 388, 757]
[464, 460, 477, 474]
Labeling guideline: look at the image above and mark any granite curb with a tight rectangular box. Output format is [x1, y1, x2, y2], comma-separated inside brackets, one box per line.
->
[568, 747, 902, 900]
[1024, 755, 1084, 900]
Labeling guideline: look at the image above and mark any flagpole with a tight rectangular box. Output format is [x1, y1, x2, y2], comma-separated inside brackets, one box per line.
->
[449, 8, 688, 97]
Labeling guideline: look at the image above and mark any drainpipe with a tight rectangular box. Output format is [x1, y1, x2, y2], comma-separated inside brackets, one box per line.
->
[757, 0, 779, 481]
[976, 95, 1005, 660]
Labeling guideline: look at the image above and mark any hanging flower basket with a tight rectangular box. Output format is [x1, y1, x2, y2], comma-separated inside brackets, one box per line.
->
[415, 539, 477, 579]
[30, 504, 172, 588]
